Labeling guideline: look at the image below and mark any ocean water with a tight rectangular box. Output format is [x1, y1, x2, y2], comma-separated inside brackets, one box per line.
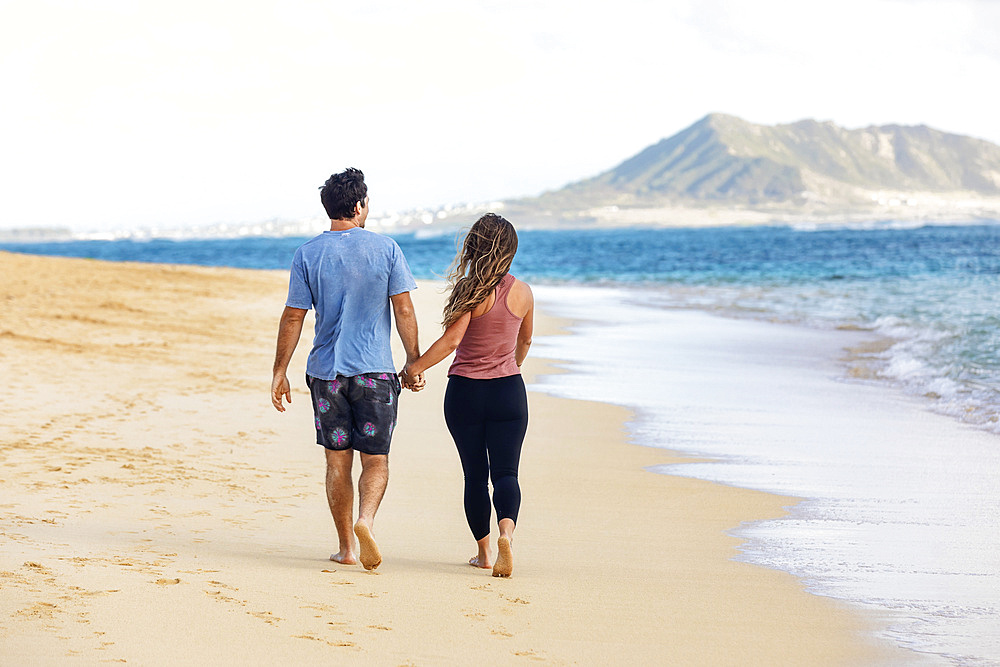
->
[7, 223, 998, 433]
[4, 221, 999, 663]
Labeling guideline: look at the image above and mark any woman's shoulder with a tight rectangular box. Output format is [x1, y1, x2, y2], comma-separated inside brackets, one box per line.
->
[505, 275, 533, 316]
[508, 275, 532, 296]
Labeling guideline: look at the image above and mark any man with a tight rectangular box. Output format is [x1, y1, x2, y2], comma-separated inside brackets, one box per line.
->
[271, 168, 423, 571]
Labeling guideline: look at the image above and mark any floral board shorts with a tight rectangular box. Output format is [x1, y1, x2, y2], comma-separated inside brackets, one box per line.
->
[306, 372, 402, 455]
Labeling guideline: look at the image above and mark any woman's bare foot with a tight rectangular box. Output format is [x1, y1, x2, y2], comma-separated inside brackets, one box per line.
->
[353, 521, 382, 571]
[469, 534, 492, 568]
[469, 553, 492, 569]
[492, 537, 513, 578]
[330, 549, 357, 565]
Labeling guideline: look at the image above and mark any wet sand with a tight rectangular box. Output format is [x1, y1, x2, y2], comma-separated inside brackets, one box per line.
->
[0, 251, 909, 664]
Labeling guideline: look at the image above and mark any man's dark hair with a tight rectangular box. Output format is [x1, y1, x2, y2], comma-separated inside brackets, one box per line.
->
[320, 168, 367, 220]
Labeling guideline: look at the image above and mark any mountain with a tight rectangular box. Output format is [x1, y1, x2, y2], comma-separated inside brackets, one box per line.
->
[507, 114, 1000, 226]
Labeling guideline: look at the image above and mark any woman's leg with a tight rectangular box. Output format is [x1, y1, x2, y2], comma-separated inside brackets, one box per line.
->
[444, 377, 492, 552]
[484, 375, 529, 577]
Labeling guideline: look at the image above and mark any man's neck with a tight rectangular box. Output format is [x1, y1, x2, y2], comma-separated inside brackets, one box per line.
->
[329, 218, 363, 231]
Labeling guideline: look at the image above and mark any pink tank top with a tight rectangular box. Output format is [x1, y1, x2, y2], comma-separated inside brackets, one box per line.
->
[448, 274, 523, 379]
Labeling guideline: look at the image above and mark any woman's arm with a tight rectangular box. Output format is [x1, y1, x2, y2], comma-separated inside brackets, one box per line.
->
[405, 310, 472, 377]
[515, 287, 533, 367]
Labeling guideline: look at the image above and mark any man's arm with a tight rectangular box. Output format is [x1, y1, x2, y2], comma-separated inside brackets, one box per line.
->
[390, 291, 422, 389]
[271, 306, 308, 412]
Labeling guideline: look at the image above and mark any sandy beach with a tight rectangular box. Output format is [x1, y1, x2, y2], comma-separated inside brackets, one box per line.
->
[0, 251, 911, 664]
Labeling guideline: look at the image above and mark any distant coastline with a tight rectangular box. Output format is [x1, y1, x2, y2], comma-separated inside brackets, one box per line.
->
[3, 200, 999, 243]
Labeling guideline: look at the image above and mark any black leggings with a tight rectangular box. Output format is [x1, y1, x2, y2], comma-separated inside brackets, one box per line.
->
[444, 374, 528, 541]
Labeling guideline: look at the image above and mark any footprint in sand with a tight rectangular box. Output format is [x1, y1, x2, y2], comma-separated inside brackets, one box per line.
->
[15, 602, 59, 621]
[154, 578, 181, 586]
[293, 634, 355, 648]
[76, 588, 120, 597]
[249, 611, 282, 625]
[512, 649, 545, 661]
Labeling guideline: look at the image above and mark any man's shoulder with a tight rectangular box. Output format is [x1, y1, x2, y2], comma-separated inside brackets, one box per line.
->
[296, 229, 403, 261]
[357, 230, 408, 262]
[359, 228, 401, 248]
[296, 232, 332, 253]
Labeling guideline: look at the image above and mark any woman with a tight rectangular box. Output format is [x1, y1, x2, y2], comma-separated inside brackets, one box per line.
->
[405, 213, 533, 577]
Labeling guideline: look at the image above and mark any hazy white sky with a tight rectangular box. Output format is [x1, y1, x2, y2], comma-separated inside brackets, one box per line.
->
[2, 0, 999, 230]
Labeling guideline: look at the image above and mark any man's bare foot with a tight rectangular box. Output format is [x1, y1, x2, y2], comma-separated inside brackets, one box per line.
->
[353, 521, 382, 571]
[492, 537, 513, 578]
[469, 554, 492, 569]
[330, 550, 357, 565]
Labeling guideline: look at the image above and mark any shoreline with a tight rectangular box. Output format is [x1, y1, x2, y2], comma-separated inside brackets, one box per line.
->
[530, 283, 999, 664]
[0, 252, 909, 664]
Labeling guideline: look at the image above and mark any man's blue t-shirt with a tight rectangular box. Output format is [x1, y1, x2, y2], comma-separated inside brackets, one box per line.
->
[285, 228, 417, 380]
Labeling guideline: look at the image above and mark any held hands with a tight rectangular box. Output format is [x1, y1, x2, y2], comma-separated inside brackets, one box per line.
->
[273, 368, 421, 410]
[399, 364, 426, 392]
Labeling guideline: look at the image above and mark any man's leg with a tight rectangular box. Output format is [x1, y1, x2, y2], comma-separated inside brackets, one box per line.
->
[353, 452, 388, 570]
[325, 447, 358, 564]
[357, 453, 389, 525]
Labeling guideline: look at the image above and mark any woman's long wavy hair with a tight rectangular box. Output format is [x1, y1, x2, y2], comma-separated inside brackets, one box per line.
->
[442, 213, 518, 328]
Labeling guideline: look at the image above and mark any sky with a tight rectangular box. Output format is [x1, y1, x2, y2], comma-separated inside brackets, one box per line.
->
[2, 0, 999, 231]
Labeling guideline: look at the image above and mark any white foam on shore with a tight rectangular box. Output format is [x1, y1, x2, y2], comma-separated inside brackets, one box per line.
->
[529, 283, 1000, 665]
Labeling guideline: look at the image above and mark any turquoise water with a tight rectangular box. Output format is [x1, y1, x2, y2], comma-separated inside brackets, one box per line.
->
[5, 222, 999, 432]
